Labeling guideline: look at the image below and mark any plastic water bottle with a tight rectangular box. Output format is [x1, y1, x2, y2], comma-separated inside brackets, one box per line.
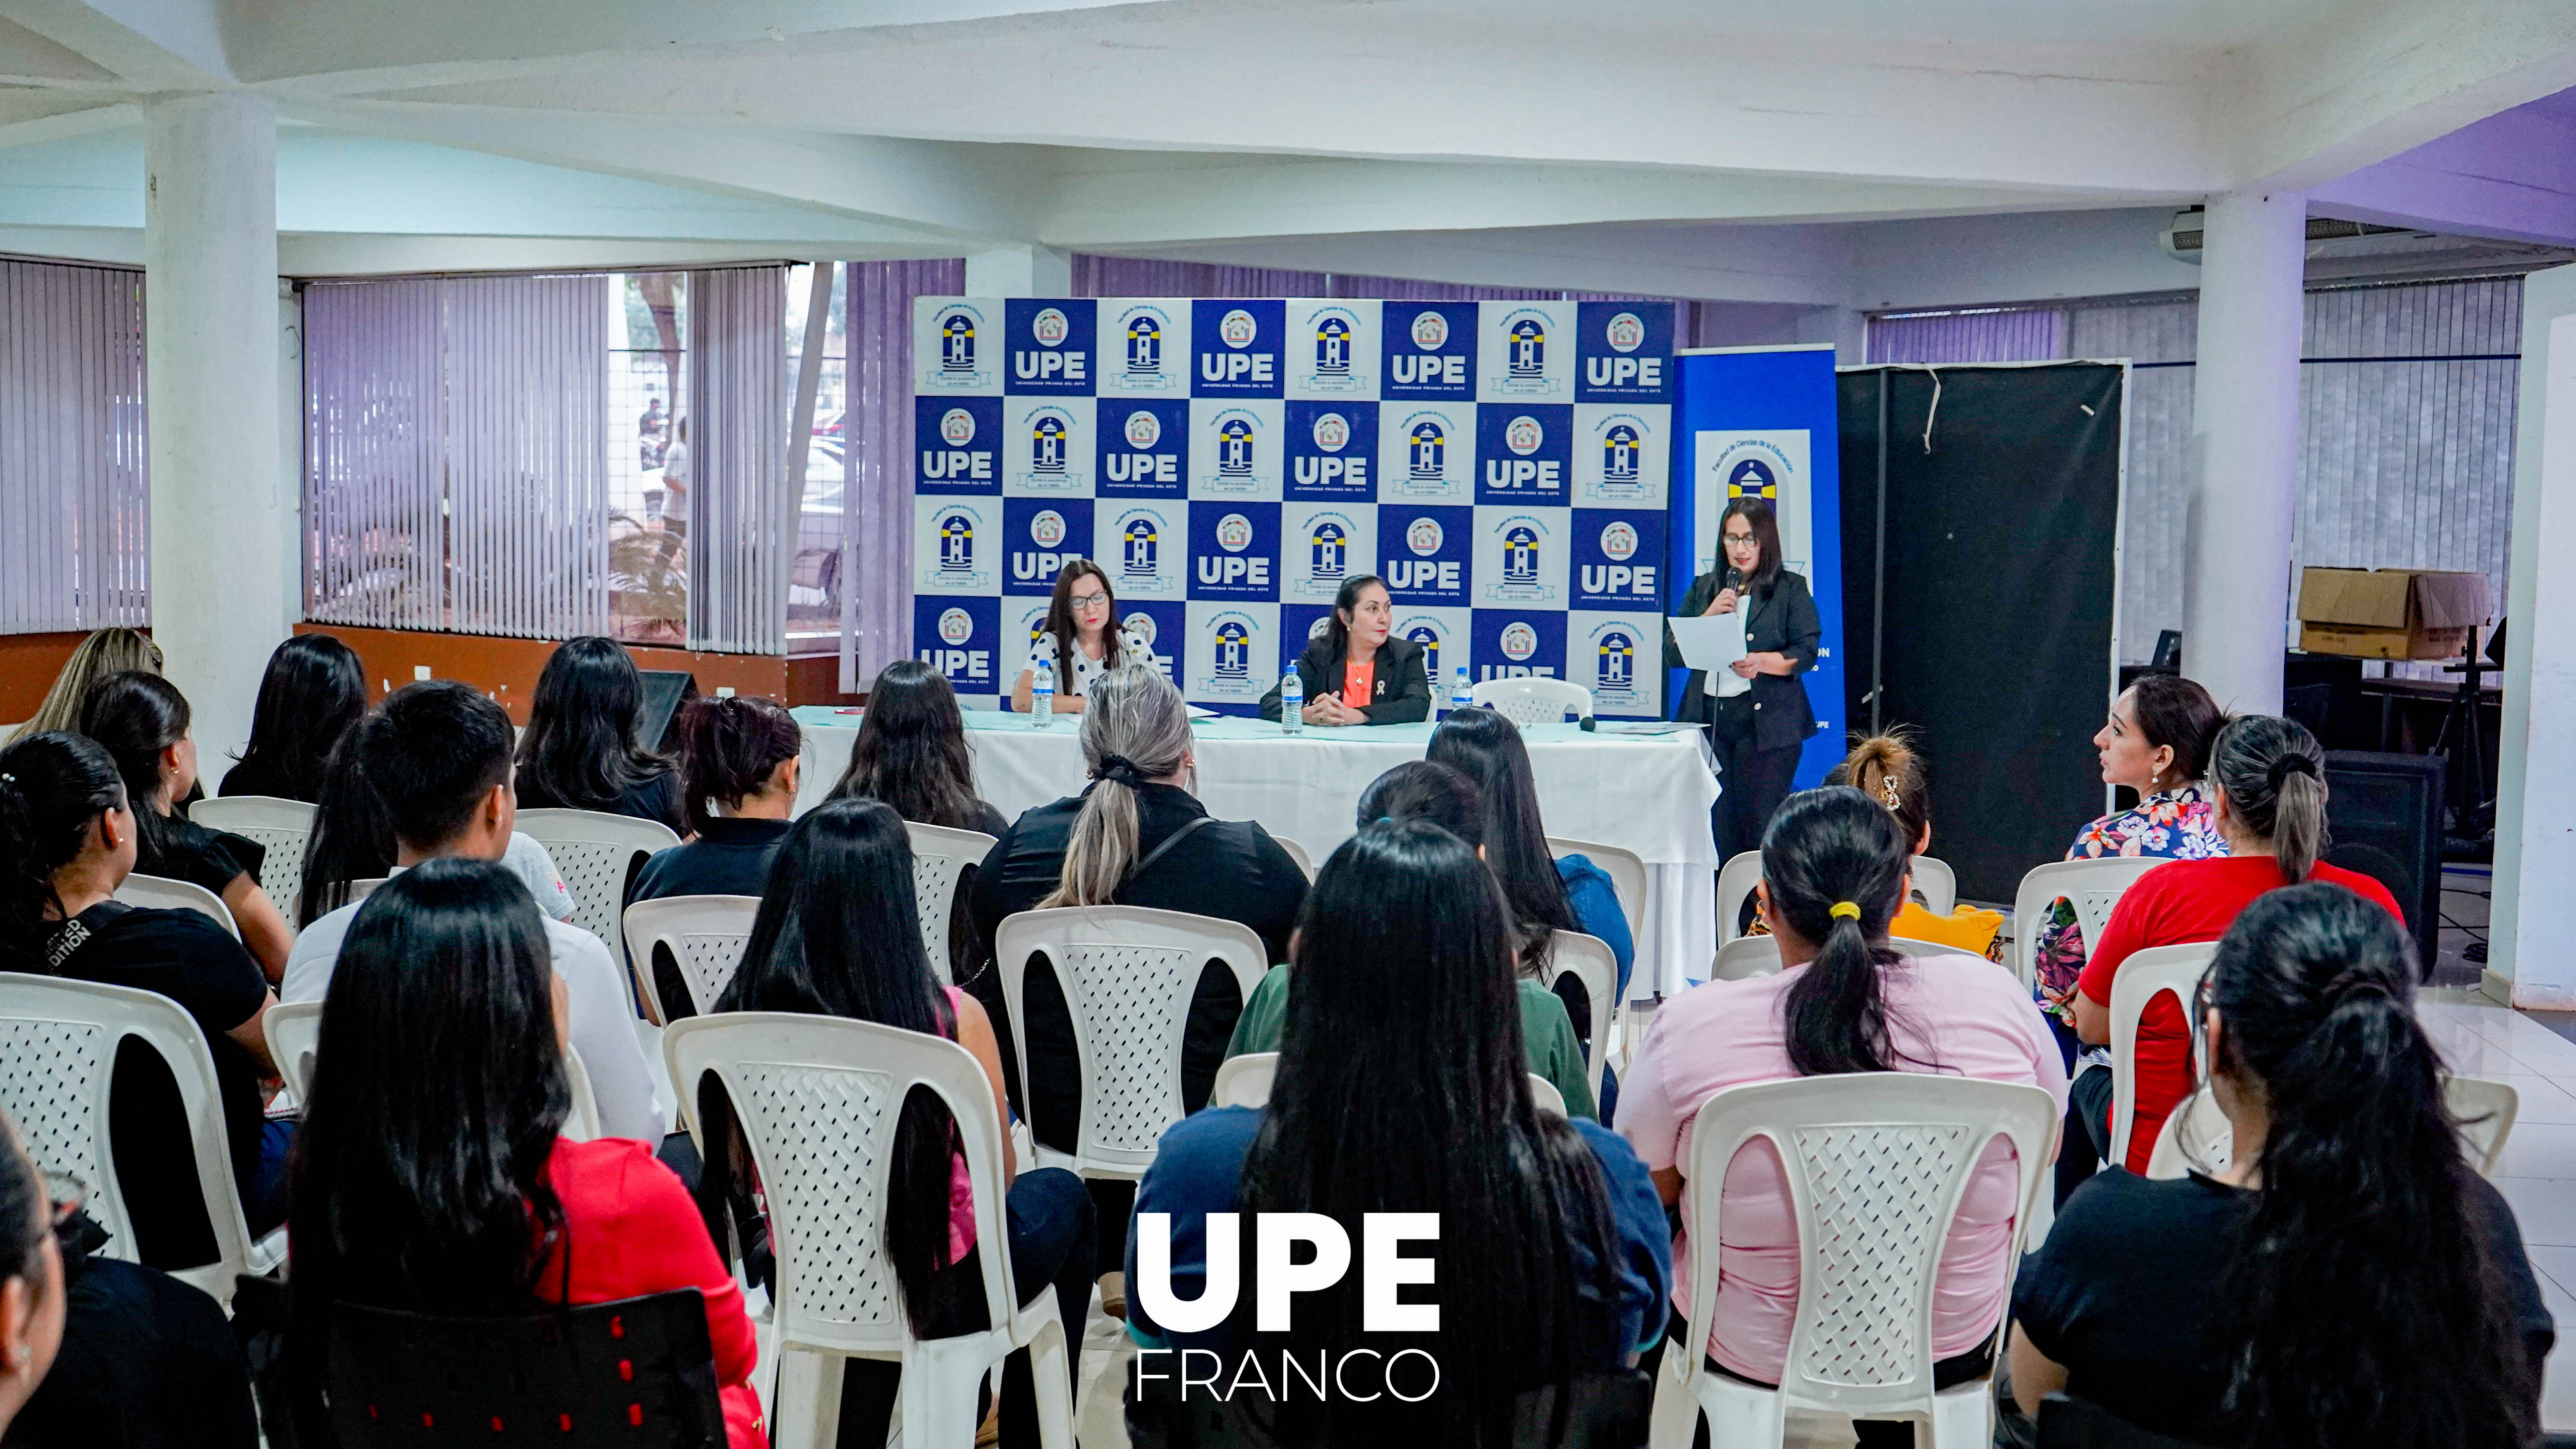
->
[1450, 665, 1474, 718]
[1279, 669, 1303, 733]
[1031, 657, 1055, 728]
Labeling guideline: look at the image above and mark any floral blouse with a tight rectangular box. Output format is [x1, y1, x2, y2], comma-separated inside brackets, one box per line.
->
[2033, 785, 2228, 1022]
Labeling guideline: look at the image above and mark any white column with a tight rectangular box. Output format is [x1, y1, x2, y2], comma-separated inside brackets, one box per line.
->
[144, 92, 284, 767]
[2489, 265, 2576, 1009]
[965, 244, 1071, 298]
[2181, 189, 2306, 715]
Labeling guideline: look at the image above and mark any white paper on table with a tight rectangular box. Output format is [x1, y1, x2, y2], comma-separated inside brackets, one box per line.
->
[1668, 613, 1751, 696]
[1185, 705, 1220, 720]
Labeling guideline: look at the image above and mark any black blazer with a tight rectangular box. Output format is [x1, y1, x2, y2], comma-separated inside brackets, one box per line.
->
[1256, 635, 1431, 724]
[1666, 567, 1822, 752]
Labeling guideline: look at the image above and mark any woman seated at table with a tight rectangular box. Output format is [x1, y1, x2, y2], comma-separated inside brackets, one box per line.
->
[1827, 731, 2004, 959]
[1618, 787, 2064, 1444]
[1258, 574, 1429, 726]
[1227, 760, 1598, 1119]
[1010, 559, 1155, 715]
[1125, 817, 1668, 1446]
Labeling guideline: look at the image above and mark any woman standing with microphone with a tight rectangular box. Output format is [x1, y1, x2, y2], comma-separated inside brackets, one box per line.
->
[1668, 497, 1821, 863]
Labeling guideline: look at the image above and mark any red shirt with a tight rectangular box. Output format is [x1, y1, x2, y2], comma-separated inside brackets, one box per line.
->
[535, 1138, 768, 1449]
[2077, 857, 2403, 1172]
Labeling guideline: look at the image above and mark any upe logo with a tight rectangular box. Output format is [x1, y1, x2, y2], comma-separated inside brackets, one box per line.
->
[1597, 628, 1635, 688]
[1309, 615, 1333, 641]
[937, 512, 976, 574]
[1407, 518, 1444, 556]
[1406, 624, 1443, 680]
[1029, 510, 1067, 549]
[1729, 458, 1778, 500]
[939, 312, 976, 374]
[1217, 417, 1257, 477]
[1599, 521, 1639, 561]
[1125, 314, 1163, 376]
[1501, 525, 1541, 583]
[1507, 316, 1546, 377]
[1407, 420, 1447, 481]
[1602, 423, 1641, 483]
[1310, 519, 1349, 579]
[1124, 611, 1158, 649]
[1121, 514, 1160, 578]
[1030, 414, 1068, 475]
[1217, 513, 1255, 552]
[1605, 312, 1645, 353]
[1505, 415, 1544, 455]
[938, 607, 974, 646]
[1410, 310, 1449, 351]
[1031, 307, 1070, 347]
[940, 408, 977, 447]
[1125, 411, 1163, 449]
[1212, 619, 1253, 679]
[1220, 309, 1258, 349]
[1501, 622, 1539, 660]
[1312, 413, 1349, 452]
[1134, 1213, 1442, 1403]
[1313, 315, 1352, 376]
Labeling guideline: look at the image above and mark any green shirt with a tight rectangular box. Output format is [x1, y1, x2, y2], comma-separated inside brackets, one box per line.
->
[1224, 964, 1599, 1121]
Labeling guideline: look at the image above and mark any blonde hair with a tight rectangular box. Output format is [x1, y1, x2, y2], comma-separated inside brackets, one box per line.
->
[8, 627, 162, 744]
[1829, 729, 1930, 851]
[1038, 665, 1194, 908]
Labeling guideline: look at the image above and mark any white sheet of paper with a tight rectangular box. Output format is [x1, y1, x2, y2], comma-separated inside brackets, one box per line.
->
[1669, 613, 1752, 697]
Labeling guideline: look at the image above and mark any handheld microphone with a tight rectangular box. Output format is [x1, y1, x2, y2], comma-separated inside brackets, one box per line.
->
[1723, 565, 1742, 591]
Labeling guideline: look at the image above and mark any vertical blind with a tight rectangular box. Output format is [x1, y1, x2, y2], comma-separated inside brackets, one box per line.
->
[0, 258, 150, 634]
[842, 259, 965, 689]
[687, 265, 790, 654]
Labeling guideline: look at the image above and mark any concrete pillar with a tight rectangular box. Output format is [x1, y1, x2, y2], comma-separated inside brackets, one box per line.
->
[144, 92, 284, 768]
[966, 244, 1071, 297]
[2181, 189, 2307, 715]
[2489, 264, 2576, 1009]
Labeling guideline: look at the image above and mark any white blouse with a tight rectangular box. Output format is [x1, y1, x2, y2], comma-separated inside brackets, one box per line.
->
[1024, 628, 1157, 697]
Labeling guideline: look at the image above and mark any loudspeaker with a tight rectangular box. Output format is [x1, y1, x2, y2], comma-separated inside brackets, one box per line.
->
[636, 670, 698, 753]
[2323, 750, 2444, 973]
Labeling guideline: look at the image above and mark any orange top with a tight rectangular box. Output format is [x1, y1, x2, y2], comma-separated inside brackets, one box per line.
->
[1342, 657, 1376, 707]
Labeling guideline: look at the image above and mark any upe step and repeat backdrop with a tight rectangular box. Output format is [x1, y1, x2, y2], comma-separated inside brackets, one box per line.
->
[909, 297, 1677, 717]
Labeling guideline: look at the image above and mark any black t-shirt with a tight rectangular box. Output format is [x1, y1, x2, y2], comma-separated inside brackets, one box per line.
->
[516, 765, 686, 834]
[46, 903, 270, 1269]
[137, 814, 263, 899]
[2014, 1167, 2556, 1440]
[626, 817, 794, 906]
[218, 754, 313, 803]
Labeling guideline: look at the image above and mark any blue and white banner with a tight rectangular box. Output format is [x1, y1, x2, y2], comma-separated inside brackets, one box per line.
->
[915, 297, 1675, 716]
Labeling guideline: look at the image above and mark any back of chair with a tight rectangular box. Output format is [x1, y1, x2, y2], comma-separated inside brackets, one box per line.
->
[345, 876, 389, 902]
[0, 973, 253, 1310]
[903, 822, 999, 984]
[2010, 856, 2167, 993]
[993, 906, 1271, 1177]
[1547, 931, 1617, 1104]
[265, 999, 324, 1103]
[2448, 1075, 2519, 1175]
[514, 809, 683, 961]
[1546, 836, 1647, 948]
[1715, 850, 1763, 946]
[2108, 943, 2216, 1170]
[1711, 935, 1780, 981]
[1214, 1050, 1569, 1118]
[1677, 1073, 2057, 1419]
[113, 872, 239, 939]
[325, 1289, 727, 1447]
[662, 1012, 1017, 1358]
[1270, 834, 1315, 882]
[620, 896, 762, 1023]
[2152, 1074, 2521, 1179]
[188, 795, 316, 915]
[1468, 676, 1593, 727]
[1909, 855, 1957, 916]
[2035, 1393, 2213, 1449]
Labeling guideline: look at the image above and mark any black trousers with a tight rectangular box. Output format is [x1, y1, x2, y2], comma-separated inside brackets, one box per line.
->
[1705, 711, 1805, 867]
[2057, 1064, 2115, 1208]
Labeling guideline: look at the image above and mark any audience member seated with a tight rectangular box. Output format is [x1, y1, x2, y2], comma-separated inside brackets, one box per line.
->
[79, 671, 294, 982]
[628, 694, 801, 904]
[1257, 574, 1430, 726]
[2033, 675, 2228, 1052]
[0, 732, 289, 1263]
[511, 636, 687, 833]
[1010, 558, 1157, 715]
[2061, 715, 2401, 1200]
[1227, 760, 1597, 1119]
[1125, 818, 1669, 1445]
[707, 799, 1091, 1449]
[1828, 731, 2004, 959]
[5, 1105, 259, 1449]
[829, 661, 1011, 978]
[1618, 786, 2065, 1444]
[217, 634, 365, 802]
[295, 728, 574, 929]
[2007, 885, 2552, 1448]
[5, 626, 159, 746]
[969, 664, 1305, 1300]
[283, 862, 766, 1449]
[280, 682, 661, 1143]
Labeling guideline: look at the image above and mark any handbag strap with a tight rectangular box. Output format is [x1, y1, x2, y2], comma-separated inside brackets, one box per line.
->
[1120, 815, 1215, 892]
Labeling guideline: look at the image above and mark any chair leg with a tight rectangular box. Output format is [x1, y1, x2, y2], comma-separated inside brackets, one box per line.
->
[768, 1346, 844, 1449]
[1698, 1374, 1786, 1449]
[903, 1340, 993, 1449]
[1024, 1317, 1077, 1449]
[1646, 1355, 1701, 1449]
[1930, 1379, 1993, 1449]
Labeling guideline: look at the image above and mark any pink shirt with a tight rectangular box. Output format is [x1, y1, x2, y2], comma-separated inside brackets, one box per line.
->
[1617, 952, 2068, 1381]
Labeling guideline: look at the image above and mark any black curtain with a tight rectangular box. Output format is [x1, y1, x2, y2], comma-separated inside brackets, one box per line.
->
[1837, 364, 2125, 903]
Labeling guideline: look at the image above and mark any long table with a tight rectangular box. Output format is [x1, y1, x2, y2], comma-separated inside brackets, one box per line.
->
[793, 708, 1719, 998]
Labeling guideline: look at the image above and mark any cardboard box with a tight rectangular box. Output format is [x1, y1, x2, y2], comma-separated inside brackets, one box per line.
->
[2296, 567, 2491, 660]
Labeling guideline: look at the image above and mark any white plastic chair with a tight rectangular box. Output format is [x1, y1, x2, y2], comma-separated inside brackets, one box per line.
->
[1468, 676, 1594, 727]
[270, 998, 602, 1140]
[1270, 834, 1315, 881]
[620, 895, 762, 1024]
[664, 1012, 1073, 1449]
[2008, 856, 2167, 994]
[1909, 856, 1958, 916]
[1708, 934, 1979, 983]
[114, 872, 239, 939]
[513, 808, 682, 963]
[1213, 1050, 1569, 1118]
[905, 822, 999, 984]
[188, 795, 316, 918]
[1547, 931, 1619, 1104]
[0, 973, 258, 1311]
[1722, 852, 1957, 947]
[2448, 1075, 2520, 1175]
[2108, 942, 2216, 1172]
[2150, 1075, 2519, 1179]
[1647, 1073, 2060, 1449]
[343, 876, 388, 902]
[1548, 836, 1648, 949]
[2143, 1087, 2232, 1180]
[993, 906, 1270, 1180]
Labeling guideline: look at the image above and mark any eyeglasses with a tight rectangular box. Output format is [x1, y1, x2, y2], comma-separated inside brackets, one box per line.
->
[1069, 593, 1109, 609]
[1722, 533, 1758, 547]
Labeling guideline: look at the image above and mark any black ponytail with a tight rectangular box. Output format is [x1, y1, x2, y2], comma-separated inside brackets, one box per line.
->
[2207, 883, 2535, 1449]
[1763, 786, 1918, 1076]
[0, 731, 128, 966]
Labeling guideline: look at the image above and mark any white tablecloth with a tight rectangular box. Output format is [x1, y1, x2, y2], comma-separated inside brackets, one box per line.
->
[793, 709, 1718, 997]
